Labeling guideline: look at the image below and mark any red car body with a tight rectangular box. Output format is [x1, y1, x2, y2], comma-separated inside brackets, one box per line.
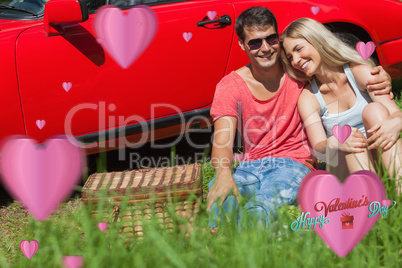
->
[0, 0, 401, 154]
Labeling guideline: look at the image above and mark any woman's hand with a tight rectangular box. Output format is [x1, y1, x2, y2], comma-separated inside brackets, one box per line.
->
[367, 117, 402, 151]
[328, 128, 367, 153]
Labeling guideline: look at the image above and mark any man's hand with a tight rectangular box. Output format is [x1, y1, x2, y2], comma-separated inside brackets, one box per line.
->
[367, 117, 402, 151]
[206, 169, 240, 212]
[367, 66, 393, 99]
[328, 128, 367, 153]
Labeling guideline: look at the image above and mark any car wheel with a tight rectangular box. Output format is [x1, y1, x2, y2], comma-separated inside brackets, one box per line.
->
[334, 31, 379, 65]
[334, 31, 361, 49]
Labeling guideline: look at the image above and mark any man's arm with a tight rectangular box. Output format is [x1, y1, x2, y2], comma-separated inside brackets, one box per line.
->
[206, 116, 241, 211]
[367, 66, 394, 99]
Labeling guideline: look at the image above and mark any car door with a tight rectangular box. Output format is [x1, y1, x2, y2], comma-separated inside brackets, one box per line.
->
[15, 0, 234, 145]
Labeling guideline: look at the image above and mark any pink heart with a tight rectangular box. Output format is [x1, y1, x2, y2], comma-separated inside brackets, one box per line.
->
[183, 32, 192, 42]
[94, 5, 158, 69]
[63, 256, 83, 268]
[98, 222, 108, 232]
[298, 170, 386, 257]
[36, 120, 46, 130]
[234, 153, 244, 163]
[311, 6, 320, 15]
[62, 82, 72, 92]
[345, 222, 350, 226]
[381, 199, 396, 212]
[356, 41, 376, 61]
[332, 124, 351, 144]
[20, 240, 39, 259]
[0, 136, 83, 221]
[382, 199, 392, 207]
[207, 11, 217, 21]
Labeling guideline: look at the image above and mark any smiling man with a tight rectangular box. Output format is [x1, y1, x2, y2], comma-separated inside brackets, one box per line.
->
[206, 6, 392, 230]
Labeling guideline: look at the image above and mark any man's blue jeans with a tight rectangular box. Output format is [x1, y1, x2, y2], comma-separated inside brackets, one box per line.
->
[208, 157, 311, 229]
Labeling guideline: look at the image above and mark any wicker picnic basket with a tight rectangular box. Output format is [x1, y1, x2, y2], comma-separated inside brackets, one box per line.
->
[81, 163, 202, 239]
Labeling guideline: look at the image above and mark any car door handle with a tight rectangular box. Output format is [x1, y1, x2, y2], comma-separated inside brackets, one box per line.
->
[197, 15, 231, 27]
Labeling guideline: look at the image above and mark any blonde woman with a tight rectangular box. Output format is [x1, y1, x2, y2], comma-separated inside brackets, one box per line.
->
[281, 18, 401, 192]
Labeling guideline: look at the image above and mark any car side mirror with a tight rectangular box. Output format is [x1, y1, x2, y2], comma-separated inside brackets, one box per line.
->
[44, 0, 89, 36]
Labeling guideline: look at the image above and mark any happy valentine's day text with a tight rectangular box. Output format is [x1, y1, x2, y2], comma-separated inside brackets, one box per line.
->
[315, 195, 370, 217]
[290, 200, 396, 232]
[291, 195, 369, 231]
[290, 212, 330, 231]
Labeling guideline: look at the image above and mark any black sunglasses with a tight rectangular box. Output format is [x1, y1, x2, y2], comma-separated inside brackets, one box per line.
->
[247, 33, 280, 50]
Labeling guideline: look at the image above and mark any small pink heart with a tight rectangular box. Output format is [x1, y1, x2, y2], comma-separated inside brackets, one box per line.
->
[183, 32, 192, 42]
[299, 170, 386, 257]
[36, 120, 46, 130]
[234, 153, 244, 163]
[356, 41, 376, 61]
[98, 222, 108, 232]
[311, 6, 320, 15]
[382, 199, 392, 207]
[332, 124, 352, 144]
[62, 82, 72, 92]
[63, 255, 83, 268]
[345, 222, 350, 226]
[207, 11, 217, 21]
[20, 240, 39, 259]
[381, 199, 397, 212]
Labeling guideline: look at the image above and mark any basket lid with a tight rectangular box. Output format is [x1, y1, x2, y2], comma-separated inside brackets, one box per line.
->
[81, 163, 202, 199]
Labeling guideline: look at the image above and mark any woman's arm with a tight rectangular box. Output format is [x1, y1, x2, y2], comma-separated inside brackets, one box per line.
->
[297, 87, 328, 154]
[297, 86, 367, 158]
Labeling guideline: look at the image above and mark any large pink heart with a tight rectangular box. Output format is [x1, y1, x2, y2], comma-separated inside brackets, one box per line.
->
[94, 5, 158, 69]
[298, 170, 386, 257]
[0, 136, 83, 221]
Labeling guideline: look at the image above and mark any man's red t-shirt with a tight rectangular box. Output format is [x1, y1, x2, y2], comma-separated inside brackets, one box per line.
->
[211, 71, 313, 170]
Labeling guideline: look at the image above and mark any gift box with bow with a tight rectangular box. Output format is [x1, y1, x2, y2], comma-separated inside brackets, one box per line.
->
[340, 212, 354, 229]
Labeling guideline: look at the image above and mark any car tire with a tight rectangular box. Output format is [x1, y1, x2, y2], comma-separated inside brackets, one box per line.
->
[334, 31, 361, 49]
[334, 31, 379, 65]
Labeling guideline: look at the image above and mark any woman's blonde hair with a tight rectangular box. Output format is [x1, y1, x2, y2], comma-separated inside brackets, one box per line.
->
[280, 18, 375, 82]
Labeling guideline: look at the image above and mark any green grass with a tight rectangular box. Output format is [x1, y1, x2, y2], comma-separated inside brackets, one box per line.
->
[0, 158, 401, 267]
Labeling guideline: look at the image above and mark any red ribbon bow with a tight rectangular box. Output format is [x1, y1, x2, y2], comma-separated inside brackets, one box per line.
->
[342, 212, 351, 217]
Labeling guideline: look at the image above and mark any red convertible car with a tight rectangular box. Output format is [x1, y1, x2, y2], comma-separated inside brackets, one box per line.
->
[0, 0, 401, 154]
